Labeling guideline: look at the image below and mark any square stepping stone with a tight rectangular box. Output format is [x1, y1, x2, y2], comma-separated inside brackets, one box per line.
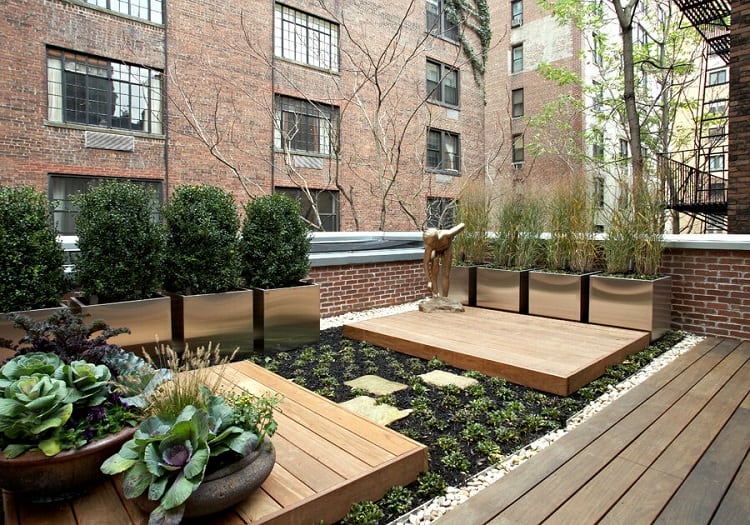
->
[419, 370, 478, 389]
[344, 374, 408, 396]
[339, 396, 412, 426]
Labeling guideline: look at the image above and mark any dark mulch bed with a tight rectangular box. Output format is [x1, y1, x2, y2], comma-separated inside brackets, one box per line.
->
[247, 327, 686, 524]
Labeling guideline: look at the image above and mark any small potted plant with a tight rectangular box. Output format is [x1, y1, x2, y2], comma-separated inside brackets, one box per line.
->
[0, 185, 66, 344]
[162, 185, 251, 346]
[0, 310, 148, 501]
[71, 180, 170, 347]
[101, 342, 278, 524]
[477, 185, 545, 314]
[529, 175, 599, 322]
[240, 194, 318, 351]
[589, 178, 671, 340]
[449, 179, 492, 306]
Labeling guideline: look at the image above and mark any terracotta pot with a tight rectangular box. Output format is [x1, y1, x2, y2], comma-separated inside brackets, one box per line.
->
[135, 440, 276, 518]
[0, 426, 136, 502]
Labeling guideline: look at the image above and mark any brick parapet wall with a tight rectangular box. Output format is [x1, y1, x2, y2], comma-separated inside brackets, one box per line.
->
[313, 246, 750, 340]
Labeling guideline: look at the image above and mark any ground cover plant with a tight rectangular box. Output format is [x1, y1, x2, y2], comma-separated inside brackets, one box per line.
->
[250, 327, 686, 524]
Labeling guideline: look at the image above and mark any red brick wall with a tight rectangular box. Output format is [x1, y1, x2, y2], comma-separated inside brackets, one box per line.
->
[314, 247, 750, 340]
[729, 2, 750, 233]
[662, 248, 750, 340]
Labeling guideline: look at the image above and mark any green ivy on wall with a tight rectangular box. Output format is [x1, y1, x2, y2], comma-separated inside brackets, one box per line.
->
[446, 0, 491, 87]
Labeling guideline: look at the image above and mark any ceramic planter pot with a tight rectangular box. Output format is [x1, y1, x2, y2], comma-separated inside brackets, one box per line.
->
[70, 294, 172, 349]
[589, 275, 672, 341]
[476, 267, 531, 314]
[135, 440, 276, 518]
[448, 265, 477, 306]
[0, 426, 136, 502]
[166, 289, 253, 346]
[254, 281, 320, 352]
[528, 270, 599, 322]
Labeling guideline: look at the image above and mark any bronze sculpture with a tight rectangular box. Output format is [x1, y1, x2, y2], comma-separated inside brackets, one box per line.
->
[422, 222, 465, 298]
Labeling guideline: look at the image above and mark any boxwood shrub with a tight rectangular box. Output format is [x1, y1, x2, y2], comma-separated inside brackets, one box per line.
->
[163, 185, 242, 295]
[0, 186, 65, 311]
[241, 194, 311, 289]
[74, 181, 165, 303]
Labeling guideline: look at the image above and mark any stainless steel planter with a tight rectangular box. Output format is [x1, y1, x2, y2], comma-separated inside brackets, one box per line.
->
[167, 289, 253, 345]
[0, 305, 66, 348]
[476, 267, 530, 314]
[254, 282, 320, 352]
[70, 295, 172, 348]
[528, 271, 598, 322]
[448, 265, 477, 306]
[589, 275, 672, 341]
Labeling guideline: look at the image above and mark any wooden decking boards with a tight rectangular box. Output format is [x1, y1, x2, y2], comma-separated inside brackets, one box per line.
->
[343, 307, 651, 396]
[2, 361, 428, 525]
[433, 337, 750, 525]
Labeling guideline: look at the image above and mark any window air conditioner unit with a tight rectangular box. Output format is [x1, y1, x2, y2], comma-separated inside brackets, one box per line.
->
[512, 162, 524, 170]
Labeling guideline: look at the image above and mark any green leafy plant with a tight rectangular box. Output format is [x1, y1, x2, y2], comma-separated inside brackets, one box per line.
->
[380, 485, 414, 516]
[163, 185, 242, 295]
[0, 185, 65, 312]
[74, 180, 165, 303]
[240, 194, 311, 289]
[342, 500, 384, 525]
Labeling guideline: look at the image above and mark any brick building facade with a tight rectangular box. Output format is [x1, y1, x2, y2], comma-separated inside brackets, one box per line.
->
[730, 1, 750, 233]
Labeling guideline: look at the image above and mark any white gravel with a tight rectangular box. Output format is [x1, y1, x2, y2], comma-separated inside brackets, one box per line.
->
[320, 302, 704, 525]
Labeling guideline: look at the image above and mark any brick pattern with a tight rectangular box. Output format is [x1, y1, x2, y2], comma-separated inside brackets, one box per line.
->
[315, 248, 750, 340]
[729, 1, 750, 233]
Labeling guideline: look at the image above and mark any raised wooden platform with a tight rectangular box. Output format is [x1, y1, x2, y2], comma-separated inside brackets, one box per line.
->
[343, 308, 650, 396]
[3, 361, 428, 525]
[434, 337, 750, 524]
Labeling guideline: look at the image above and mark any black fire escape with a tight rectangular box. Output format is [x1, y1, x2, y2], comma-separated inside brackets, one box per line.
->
[664, 0, 731, 232]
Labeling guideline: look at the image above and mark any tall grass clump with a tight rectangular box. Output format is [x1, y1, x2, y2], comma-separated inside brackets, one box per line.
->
[491, 184, 545, 269]
[452, 179, 492, 265]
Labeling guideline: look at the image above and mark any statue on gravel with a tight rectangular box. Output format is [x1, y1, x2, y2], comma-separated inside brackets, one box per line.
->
[421, 223, 465, 312]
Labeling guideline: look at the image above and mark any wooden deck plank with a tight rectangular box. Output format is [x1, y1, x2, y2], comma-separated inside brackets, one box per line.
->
[434, 337, 742, 525]
[344, 308, 649, 395]
[710, 435, 750, 525]
[3, 360, 427, 525]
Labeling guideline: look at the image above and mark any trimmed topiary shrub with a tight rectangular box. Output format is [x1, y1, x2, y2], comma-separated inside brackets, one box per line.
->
[163, 185, 241, 295]
[0, 186, 65, 312]
[73, 180, 165, 303]
[240, 194, 311, 289]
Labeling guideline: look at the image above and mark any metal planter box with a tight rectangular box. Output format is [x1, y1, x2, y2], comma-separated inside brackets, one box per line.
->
[0, 305, 66, 349]
[448, 265, 477, 306]
[589, 275, 672, 341]
[71, 295, 172, 349]
[476, 267, 530, 314]
[254, 282, 320, 352]
[167, 289, 253, 347]
[528, 271, 597, 322]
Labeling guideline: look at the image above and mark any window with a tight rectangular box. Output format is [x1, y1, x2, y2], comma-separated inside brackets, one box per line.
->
[427, 128, 460, 173]
[275, 187, 339, 231]
[83, 0, 163, 24]
[426, 60, 459, 106]
[708, 99, 727, 114]
[511, 44, 523, 73]
[512, 134, 524, 166]
[592, 129, 604, 159]
[593, 177, 605, 208]
[708, 69, 727, 86]
[49, 175, 162, 235]
[274, 4, 339, 71]
[619, 138, 630, 159]
[709, 154, 724, 172]
[274, 96, 339, 156]
[426, 0, 459, 41]
[709, 181, 725, 203]
[426, 197, 456, 229]
[511, 0, 523, 27]
[592, 81, 604, 111]
[592, 33, 604, 66]
[47, 49, 162, 134]
[511, 88, 524, 118]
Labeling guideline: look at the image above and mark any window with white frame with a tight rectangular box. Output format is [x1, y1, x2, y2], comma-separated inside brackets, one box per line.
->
[275, 186, 339, 231]
[274, 3, 339, 72]
[47, 49, 162, 134]
[511, 0, 523, 27]
[83, 0, 163, 24]
[426, 60, 459, 106]
[274, 95, 338, 156]
[49, 175, 162, 235]
[426, 0, 459, 41]
[709, 154, 725, 172]
[512, 88, 524, 118]
[708, 69, 727, 86]
[511, 44, 523, 73]
[619, 138, 630, 159]
[427, 128, 460, 173]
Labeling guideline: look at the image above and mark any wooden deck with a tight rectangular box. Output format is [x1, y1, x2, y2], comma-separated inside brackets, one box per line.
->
[343, 308, 650, 396]
[435, 337, 750, 525]
[3, 361, 428, 525]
